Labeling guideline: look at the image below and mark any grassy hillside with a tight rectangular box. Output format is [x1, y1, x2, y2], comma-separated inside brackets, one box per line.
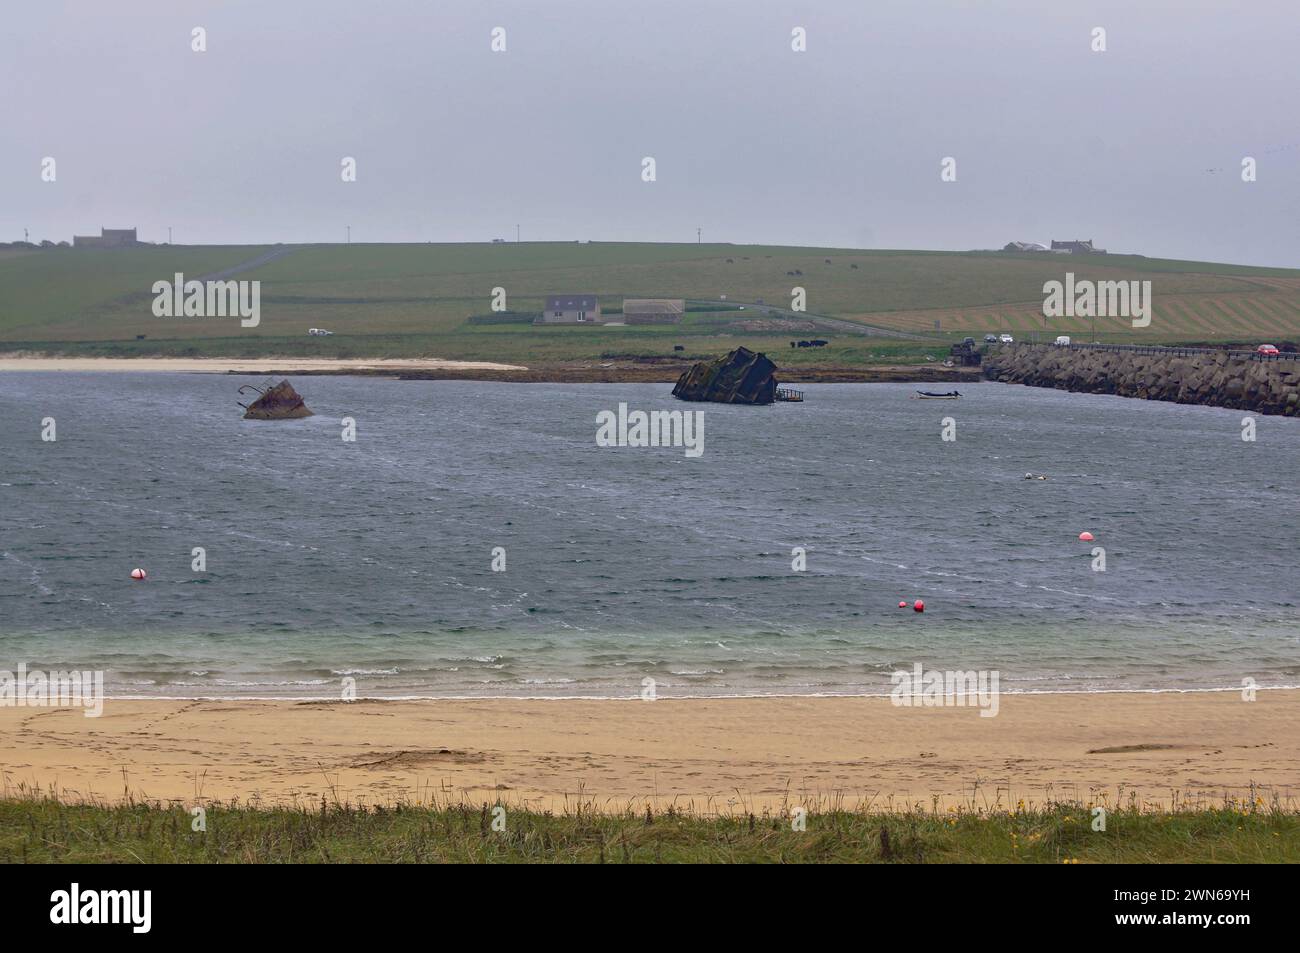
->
[2, 242, 1297, 365]
[0, 245, 269, 339]
[2, 797, 1294, 863]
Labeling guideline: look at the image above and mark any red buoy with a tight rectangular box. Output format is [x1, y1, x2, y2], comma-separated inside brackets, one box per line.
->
[898, 601, 907, 608]
[1078, 531, 1094, 542]
[130, 568, 147, 580]
[913, 599, 925, 613]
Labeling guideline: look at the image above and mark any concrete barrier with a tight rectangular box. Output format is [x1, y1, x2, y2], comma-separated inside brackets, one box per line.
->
[983, 344, 1300, 416]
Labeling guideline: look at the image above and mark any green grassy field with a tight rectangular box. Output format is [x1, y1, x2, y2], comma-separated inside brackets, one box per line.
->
[1, 796, 1294, 864]
[2, 242, 1297, 366]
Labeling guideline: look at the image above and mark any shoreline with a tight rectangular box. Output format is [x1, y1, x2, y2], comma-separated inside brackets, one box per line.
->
[0, 356, 527, 375]
[0, 355, 980, 384]
[4, 690, 1295, 813]
[82, 683, 1300, 702]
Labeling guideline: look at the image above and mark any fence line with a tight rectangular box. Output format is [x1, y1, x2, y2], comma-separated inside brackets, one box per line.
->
[1008, 342, 1297, 362]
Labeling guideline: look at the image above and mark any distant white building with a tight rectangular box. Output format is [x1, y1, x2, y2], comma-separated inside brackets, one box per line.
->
[1002, 241, 1049, 252]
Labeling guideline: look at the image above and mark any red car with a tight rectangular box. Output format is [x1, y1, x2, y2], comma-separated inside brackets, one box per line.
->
[1256, 344, 1280, 354]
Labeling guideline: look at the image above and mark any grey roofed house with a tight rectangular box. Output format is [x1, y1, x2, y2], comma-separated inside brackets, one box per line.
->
[1002, 241, 1049, 252]
[535, 294, 602, 324]
[1050, 239, 1106, 254]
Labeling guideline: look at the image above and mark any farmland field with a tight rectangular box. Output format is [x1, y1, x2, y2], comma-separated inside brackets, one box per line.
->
[1, 242, 1297, 369]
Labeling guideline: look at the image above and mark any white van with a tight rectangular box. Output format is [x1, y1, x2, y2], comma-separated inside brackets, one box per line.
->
[1054, 335, 1071, 346]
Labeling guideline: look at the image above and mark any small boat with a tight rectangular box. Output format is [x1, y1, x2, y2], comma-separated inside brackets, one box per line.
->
[912, 390, 961, 400]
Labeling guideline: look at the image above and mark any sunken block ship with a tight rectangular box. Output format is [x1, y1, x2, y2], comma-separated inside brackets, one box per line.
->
[672, 346, 780, 405]
[239, 380, 314, 419]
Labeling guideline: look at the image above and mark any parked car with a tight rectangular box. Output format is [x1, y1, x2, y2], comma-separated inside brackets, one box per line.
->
[308, 328, 334, 336]
[999, 333, 1014, 344]
[983, 334, 998, 343]
[1054, 335, 1071, 346]
[1256, 344, 1280, 354]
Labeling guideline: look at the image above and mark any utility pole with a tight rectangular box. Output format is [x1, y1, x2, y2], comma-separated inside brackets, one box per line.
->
[697, 227, 701, 244]
[168, 226, 173, 245]
[516, 224, 520, 243]
[346, 225, 351, 244]
[24, 228, 29, 243]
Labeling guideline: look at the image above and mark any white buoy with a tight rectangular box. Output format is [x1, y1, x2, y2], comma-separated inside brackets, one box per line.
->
[130, 568, 147, 580]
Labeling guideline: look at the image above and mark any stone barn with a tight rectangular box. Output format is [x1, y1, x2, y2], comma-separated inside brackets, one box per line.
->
[622, 299, 685, 325]
[1050, 239, 1106, 254]
[73, 227, 138, 247]
[73, 227, 138, 248]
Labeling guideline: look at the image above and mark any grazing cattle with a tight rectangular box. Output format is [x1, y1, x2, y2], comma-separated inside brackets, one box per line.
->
[673, 345, 685, 351]
[850, 263, 859, 269]
[824, 259, 832, 264]
[810, 339, 828, 347]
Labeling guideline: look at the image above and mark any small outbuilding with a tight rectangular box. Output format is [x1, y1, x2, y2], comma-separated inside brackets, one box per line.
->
[623, 298, 685, 325]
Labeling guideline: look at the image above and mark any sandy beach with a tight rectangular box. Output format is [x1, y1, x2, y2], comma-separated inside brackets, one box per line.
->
[0, 354, 981, 384]
[2, 691, 1295, 813]
[0, 356, 527, 374]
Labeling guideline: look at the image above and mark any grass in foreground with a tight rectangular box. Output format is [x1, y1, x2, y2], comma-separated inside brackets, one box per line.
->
[1, 796, 1294, 863]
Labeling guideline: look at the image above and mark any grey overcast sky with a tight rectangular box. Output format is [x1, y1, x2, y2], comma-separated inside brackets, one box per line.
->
[3, 0, 1298, 265]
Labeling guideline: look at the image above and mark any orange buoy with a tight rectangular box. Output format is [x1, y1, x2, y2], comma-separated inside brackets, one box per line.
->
[1078, 532, 1094, 542]
[913, 599, 925, 612]
[130, 568, 147, 580]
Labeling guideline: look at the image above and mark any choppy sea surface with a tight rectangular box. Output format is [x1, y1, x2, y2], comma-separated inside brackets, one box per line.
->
[1, 372, 1296, 698]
